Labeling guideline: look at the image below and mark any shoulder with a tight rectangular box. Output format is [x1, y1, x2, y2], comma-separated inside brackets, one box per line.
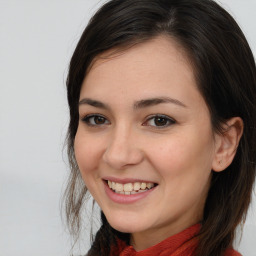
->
[224, 248, 242, 256]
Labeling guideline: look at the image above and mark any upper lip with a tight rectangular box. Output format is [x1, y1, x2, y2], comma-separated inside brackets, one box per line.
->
[102, 176, 158, 184]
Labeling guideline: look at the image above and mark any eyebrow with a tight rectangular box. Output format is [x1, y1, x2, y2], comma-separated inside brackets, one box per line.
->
[134, 97, 187, 109]
[79, 98, 109, 109]
[78, 97, 187, 109]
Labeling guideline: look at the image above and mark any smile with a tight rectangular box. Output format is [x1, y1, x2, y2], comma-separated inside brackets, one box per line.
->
[106, 180, 157, 195]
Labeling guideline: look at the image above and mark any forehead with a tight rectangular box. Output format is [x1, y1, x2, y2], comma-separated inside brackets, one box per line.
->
[88, 36, 192, 75]
[80, 36, 202, 108]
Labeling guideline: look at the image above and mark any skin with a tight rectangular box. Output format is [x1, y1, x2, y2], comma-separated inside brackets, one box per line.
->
[74, 36, 242, 251]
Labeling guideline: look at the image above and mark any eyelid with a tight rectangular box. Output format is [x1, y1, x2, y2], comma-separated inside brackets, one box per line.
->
[143, 114, 176, 128]
[81, 114, 110, 126]
[80, 113, 175, 128]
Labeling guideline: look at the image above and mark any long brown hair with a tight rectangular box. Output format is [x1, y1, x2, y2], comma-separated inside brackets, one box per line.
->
[64, 0, 256, 255]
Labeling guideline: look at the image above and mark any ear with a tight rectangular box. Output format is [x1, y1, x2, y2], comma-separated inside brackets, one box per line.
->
[212, 117, 243, 172]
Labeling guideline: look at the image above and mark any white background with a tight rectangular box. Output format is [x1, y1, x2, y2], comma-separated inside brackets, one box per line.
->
[0, 1, 255, 255]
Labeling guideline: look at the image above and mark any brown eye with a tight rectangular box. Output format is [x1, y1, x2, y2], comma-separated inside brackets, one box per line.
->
[143, 114, 176, 128]
[94, 116, 106, 124]
[154, 116, 168, 126]
[82, 115, 110, 126]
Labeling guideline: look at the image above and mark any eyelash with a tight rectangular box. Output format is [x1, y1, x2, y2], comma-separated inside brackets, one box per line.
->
[82, 114, 110, 126]
[81, 114, 176, 128]
[143, 114, 176, 128]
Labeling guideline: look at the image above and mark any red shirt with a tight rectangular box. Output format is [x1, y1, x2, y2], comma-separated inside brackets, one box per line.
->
[111, 224, 241, 256]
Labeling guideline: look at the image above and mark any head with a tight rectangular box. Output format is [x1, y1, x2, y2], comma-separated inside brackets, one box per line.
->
[65, 0, 256, 255]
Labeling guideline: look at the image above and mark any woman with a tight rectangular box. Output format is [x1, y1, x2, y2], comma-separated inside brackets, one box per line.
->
[64, 0, 256, 255]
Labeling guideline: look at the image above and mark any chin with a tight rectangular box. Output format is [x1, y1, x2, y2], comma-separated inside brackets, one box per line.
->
[105, 213, 146, 233]
[109, 222, 140, 233]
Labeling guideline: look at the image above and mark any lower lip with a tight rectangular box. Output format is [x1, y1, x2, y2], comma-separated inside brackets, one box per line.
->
[103, 181, 157, 204]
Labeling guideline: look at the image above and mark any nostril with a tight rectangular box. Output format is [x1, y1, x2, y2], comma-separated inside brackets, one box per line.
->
[102, 144, 144, 169]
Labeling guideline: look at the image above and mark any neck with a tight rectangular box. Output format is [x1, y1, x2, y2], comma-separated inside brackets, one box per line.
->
[130, 219, 199, 251]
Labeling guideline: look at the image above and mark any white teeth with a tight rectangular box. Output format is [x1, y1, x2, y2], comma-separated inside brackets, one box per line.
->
[140, 182, 146, 190]
[107, 180, 155, 194]
[147, 183, 153, 189]
[124, 183, 133, 192]
[115, 183, 123, 192]
[134, 182, 141, 191]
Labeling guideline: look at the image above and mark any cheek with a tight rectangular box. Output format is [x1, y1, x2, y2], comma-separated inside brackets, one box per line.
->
[74, 130, 103, 181]
[147, 132, 214, 215]
[146, 130, 214, 181]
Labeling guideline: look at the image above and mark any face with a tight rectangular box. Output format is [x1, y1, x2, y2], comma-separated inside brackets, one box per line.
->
[74, 36, 217, 250]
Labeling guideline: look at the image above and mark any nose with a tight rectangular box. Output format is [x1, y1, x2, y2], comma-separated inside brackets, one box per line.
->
[102, 126, 144, 170]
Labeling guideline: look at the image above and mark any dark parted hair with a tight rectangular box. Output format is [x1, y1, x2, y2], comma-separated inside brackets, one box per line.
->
[64, 0, 256, 255]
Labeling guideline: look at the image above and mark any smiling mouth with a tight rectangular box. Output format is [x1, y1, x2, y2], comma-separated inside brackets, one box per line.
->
[105, 180, 158, 195]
